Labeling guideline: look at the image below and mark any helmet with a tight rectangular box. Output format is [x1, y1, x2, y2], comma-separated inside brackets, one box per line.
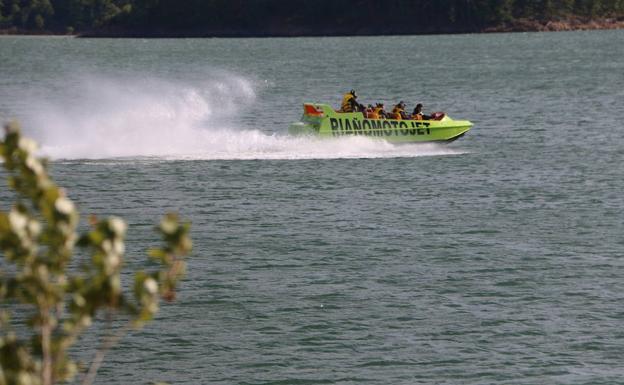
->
[350, 89, 357, 98]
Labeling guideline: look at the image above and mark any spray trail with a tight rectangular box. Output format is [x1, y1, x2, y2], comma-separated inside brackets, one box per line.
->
[25, 73, 465, 160]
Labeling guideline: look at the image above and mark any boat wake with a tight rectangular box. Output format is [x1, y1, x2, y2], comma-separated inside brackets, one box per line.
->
[21, 73, 466, 160]
[155, 134, 465, 161]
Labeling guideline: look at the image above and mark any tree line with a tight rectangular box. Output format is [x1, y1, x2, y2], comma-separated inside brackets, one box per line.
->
[1, 0, 623, 36]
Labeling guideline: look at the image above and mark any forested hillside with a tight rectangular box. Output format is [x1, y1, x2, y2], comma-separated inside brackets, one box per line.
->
[1, 0, 623, 36]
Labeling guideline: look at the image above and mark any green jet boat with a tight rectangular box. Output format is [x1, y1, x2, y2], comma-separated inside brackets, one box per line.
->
[289, 103, 473, 143]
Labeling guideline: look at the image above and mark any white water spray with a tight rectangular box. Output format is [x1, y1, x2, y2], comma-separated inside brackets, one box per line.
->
[26, 73, 465, 160]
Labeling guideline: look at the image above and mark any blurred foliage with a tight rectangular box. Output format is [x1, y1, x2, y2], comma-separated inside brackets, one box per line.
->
[0, 122, 191, 385]
[0, 0, 623, 34]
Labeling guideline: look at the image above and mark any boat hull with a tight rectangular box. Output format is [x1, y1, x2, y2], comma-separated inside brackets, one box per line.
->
[288, 103, 472, 143]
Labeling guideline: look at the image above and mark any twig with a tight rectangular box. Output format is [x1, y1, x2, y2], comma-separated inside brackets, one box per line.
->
[80, 315, 132, 385]
[41, 307, 52, 385]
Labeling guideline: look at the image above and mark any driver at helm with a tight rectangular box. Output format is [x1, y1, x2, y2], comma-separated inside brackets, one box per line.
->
[341, 90, 363, 113]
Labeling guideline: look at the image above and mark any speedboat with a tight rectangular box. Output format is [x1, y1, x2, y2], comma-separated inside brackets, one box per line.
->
[289, 103, 472, 143]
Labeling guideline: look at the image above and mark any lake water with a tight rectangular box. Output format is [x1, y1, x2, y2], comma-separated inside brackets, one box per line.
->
[1, 30, 624, 384]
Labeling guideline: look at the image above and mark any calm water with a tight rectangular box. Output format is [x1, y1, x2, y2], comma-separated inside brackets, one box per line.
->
[1, 31, 624, 384]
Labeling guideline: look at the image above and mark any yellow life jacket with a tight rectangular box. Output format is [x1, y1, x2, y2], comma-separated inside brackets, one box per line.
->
[413, 113, 423, 120]
[341, 93, 355, 112]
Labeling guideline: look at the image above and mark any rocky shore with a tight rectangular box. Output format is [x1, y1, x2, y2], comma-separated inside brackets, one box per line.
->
[484, 16, 624, 32]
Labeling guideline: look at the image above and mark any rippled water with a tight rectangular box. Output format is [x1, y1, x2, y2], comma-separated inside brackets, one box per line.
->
[1, 30, 624, 384]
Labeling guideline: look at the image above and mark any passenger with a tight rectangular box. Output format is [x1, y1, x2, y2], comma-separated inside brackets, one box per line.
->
[391, 101, 408, 120]
[340, 90, 363, 113]
[374, 103, 388, 119]
[412, 103, 431, 120]
[379, 103, 389, 118]
[364, 104, 374, 118]
[412, 103, 423, 120]
[368, 104, 379, 119]
[370, 103, 384, 119]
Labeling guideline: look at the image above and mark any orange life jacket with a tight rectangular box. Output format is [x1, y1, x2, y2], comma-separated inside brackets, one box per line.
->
[392, 106, 404, 120]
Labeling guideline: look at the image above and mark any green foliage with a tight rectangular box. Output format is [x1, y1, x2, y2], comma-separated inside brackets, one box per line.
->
[0, 0, 53, 29]
[0, 122, 192, 385]
[2, 0, 624, 34]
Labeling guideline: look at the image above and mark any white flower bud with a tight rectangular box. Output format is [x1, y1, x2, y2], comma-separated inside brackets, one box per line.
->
[25, 155, 44, 176]
[18, 137, 38, 153]
[73, 294, 86, 307]
[27, 219, 41, 236]
[55, 197, 75, 215]
[108, 217, 127, 236]
[81, 315, 92, 327]
[160, 218, 177, 234]
[106, 253, 121, 271]
[143, 278, 158, 295]
[112, 239, 125, 255]
[8, 210, 27, 231]
[102, 240, 112, 253]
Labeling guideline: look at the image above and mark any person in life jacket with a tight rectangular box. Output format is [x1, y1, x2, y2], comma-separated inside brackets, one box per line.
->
[368, 104, 379, 119]
[372, 103, 386, 119]
[391, 101, 407, 120]
[340, 90, 363, 113]
[412, 103, 431, 120]
[412, 103, 424, 120]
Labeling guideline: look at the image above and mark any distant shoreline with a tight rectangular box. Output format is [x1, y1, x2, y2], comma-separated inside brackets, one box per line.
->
[2, 17, 623, 38]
